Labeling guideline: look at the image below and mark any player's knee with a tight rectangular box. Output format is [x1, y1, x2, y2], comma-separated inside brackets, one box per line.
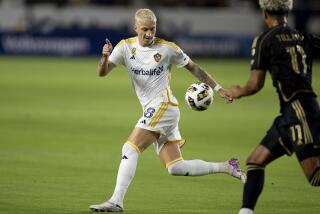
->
[245, 145, 274, 166]
[167, 160, 188, 176]
[246, 152, 260, 165]
[123, 142, 140, 157]
[309, 167, 320, 187]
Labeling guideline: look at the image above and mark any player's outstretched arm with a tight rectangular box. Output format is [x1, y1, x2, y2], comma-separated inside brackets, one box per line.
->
[97, 39, 116, 77]
[185, 59, 233, 101]
[227, 69, 266, 99]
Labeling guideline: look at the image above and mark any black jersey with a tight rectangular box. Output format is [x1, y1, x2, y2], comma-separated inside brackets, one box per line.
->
[251, 24, 319, 112]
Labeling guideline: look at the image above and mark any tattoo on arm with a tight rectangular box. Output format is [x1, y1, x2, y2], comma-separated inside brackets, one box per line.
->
[189, 64, 218, 89]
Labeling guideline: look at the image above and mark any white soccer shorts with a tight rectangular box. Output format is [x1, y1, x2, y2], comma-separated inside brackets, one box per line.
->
[135, 100, 185, 154]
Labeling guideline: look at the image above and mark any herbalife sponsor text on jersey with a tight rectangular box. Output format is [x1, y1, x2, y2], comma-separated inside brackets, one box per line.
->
[131, 66, 164, 76]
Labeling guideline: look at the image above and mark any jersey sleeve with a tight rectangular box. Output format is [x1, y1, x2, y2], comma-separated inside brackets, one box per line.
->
[109, 40, 125, 66]
[250, 36, 268, 71]
[171, 45, 190, 68]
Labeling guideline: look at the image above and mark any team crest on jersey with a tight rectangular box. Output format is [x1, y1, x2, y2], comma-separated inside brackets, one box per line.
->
[130, 48, 136, 60]
[153, 53, 162, 63]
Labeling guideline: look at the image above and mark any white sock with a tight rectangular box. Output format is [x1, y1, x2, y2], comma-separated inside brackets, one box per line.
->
[109, 143, 139, 207]
[167, 159, 227, 176]
[239, 208, 253, 214]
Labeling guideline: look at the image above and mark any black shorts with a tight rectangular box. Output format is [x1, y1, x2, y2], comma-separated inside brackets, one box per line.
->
[260, 96, 320, 161]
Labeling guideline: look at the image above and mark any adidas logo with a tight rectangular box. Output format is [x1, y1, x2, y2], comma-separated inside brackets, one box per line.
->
[140, 119, 146, 124]
[122, 155, 128, 159]
[130, 55, 135, 60]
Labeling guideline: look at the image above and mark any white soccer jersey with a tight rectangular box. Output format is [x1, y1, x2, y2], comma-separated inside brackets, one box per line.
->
[109, 37, 190, 107]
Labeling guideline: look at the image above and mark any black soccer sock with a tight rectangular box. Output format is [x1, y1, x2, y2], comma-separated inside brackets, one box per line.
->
[242, 163, 265, 210]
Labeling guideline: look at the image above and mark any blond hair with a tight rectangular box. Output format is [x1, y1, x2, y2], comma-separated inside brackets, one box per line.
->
[259, 0, 293, 14]
[135, 8, 157, 23]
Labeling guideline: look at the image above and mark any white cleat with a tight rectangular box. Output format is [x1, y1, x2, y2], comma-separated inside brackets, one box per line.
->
[226, 158, 247, 184]
[89, 201, 123, 212]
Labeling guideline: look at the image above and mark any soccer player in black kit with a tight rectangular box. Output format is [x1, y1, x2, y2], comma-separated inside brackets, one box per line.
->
[227, 0, 320, 214]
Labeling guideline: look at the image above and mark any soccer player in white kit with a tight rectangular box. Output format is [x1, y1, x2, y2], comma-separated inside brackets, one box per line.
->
[90, 8, 246, 212]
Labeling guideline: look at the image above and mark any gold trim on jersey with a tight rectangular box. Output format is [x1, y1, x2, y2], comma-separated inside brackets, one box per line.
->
[166, 157, 183, 168]
[154, 38, 179, 52]
[166, 87, 179, 106]
[278, 137, 292, 155]
[291, 100, 313, 144]
[125, 37, 137, 45]
[115, 37, 137, 48]
[251, 36, 259, 49]
[166, 139, 186, 149]
[166, 139, 184, 143]
[115, 39, 125, 48]
[277, 81, 314, 102]
[126, 141, 141, 154]
[149, 103, 169, 128]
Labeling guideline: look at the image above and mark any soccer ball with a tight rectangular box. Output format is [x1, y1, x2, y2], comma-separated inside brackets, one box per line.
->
[185, 82, 213, 111]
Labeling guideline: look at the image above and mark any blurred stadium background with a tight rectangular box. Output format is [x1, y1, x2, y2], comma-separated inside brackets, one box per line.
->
[1, 1, 320, 214]
[0, 0, 319, 57]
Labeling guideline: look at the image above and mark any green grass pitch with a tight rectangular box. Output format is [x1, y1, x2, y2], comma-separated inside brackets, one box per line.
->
[0, 56, 319, 214]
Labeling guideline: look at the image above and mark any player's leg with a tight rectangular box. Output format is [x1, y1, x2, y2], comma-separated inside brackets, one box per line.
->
[300, 155, 320, 186]
[127, 127, 160, 152]
[159, 142, 246, 182]
[109, 128, 159, 205]
[294, 97, 320, 186]
[295, 144, 320, 186]
[239, 117, 289, 214]
[239, 144, 279, 214]
[292, 96, 320, 186]
[90, 127, 158, 212]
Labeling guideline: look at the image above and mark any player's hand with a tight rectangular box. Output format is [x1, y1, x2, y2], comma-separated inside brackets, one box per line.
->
[102, 39, 113, 57]
[226, 85, 242, 99]
[217, 88, 233, 103]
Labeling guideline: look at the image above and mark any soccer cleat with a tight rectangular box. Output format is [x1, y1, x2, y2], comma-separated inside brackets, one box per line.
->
[226, 158, 247, 184]
[89, 201, 123, 212]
